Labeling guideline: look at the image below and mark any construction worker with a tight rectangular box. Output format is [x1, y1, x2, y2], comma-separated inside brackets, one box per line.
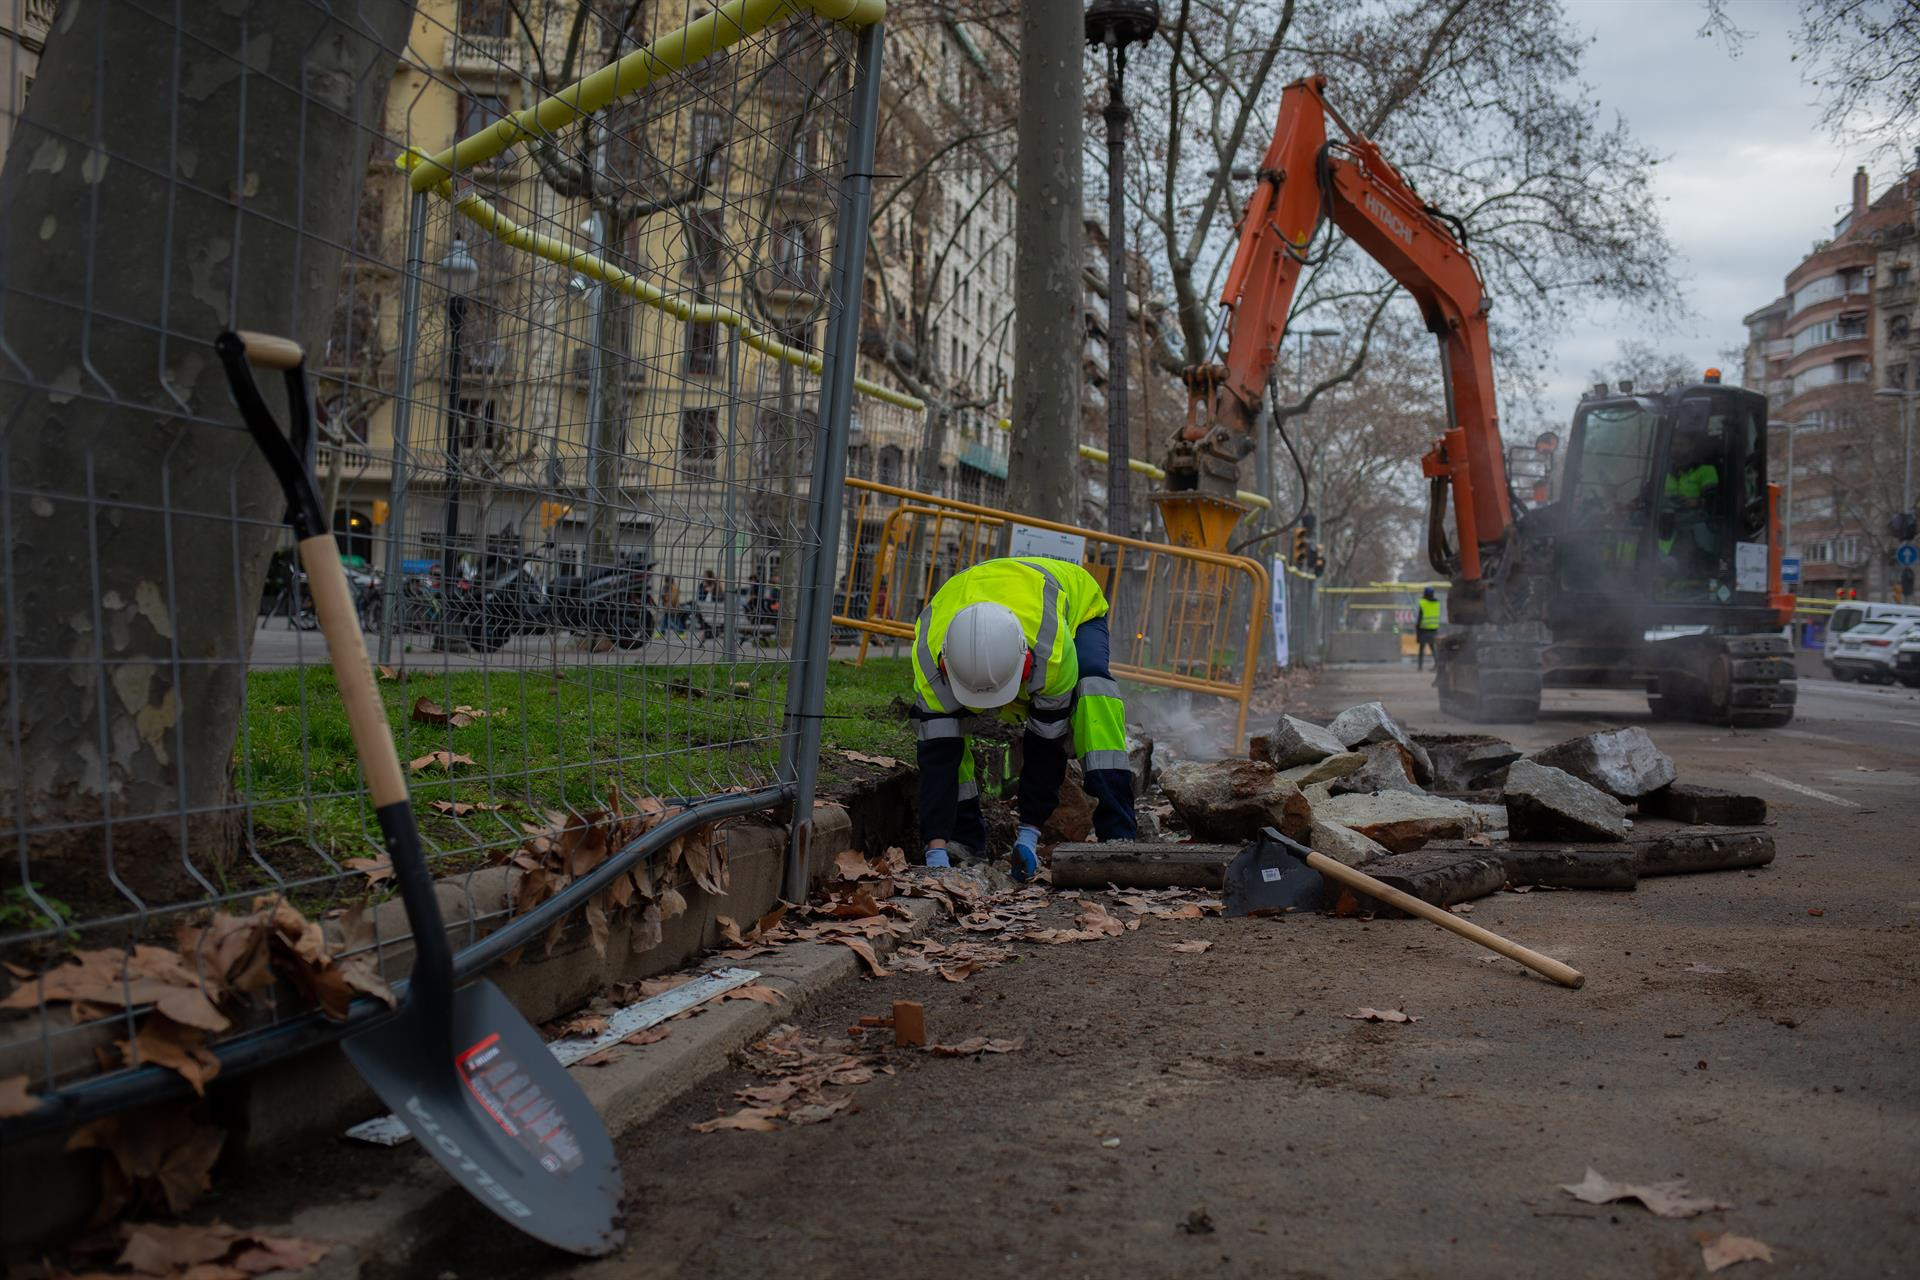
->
[1415, 586, 1441, 671]
[911, 557, 1136, 882]
[1659, 431, 1721, 570]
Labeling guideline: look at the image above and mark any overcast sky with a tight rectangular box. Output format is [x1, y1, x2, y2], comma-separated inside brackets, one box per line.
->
[1544, 0, 1890, 411]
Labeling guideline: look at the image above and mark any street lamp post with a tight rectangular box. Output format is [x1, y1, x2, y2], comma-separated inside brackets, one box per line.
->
[439, 237, 480, 592]
[1778, 417, 1820, 556]
[1874, 372, 1917, 528]
[1085, 0, 1159, 541]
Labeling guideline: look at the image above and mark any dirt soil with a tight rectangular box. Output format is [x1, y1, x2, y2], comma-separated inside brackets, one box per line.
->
[387, 666, 1920, 1278]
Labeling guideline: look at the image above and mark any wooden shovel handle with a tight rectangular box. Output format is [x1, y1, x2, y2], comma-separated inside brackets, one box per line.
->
[1305, 850, 1586, 989]
[232, 329, 304, 370]
[297, 534, 407, 808]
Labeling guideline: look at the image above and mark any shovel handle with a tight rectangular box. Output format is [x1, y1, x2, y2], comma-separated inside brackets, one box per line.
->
[1305, 850, 1585, 989]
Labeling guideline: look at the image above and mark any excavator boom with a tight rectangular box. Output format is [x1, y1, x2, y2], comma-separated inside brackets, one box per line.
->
[1172, 75, 1511, 582]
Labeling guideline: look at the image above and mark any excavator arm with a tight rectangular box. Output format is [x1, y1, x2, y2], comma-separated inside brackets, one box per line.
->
[1172, 75, 1512, 583]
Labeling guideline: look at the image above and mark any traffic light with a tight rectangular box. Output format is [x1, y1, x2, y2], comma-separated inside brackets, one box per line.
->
[371, 500, 390, 526]
[1309, 543, 1327, 576]
[1291, 526, 1309, 567]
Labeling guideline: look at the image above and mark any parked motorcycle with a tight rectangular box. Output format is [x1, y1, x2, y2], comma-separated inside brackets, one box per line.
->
[551, 555, 655, 648]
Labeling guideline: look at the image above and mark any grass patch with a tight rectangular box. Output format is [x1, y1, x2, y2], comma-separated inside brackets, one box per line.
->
[236, 657, 916, 871]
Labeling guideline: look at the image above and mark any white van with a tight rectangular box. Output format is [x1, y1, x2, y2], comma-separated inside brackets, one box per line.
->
[1828, 602, 1920, 636]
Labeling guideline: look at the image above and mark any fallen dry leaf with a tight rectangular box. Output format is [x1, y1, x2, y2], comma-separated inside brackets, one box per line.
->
[118, 1220, 328, 1277]
[1074, 900, 1127, 937]
[1559, 1168, 1732, 1219]
[833, 849, 875, 881]
[117, 1014, 221, 1096]
[375, 664, 408, 682]
[344, 856, 393, 886]
[0, 1074, 37, 1118]
[406, 750, 476, 773]
[835, 936, 890, 977]
[715, 915, 747, 948]
[623, 1025, 672, 1047]
[838, 750, 903, 769]
[68, 1104, 226, 1216]
[410, 696, 491, 728]
[1167, 940, 1213, 954]
[692, 1107, 783, 1133]
[1697, 1230, 1774, 1272]
[719, 984, 786, 1006]
[1344, 1008, 1420, 1024]
[925, 1037, 1022, 1056]
[427, 798, 504, 817]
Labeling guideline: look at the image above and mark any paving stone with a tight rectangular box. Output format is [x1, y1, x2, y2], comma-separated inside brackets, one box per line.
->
[1326, 701, 1433, 783]
[1639, 783, 1767, 825]
[1633, 828, 1774, 877]
[1342, 849, 1507, 914]
[1159, 758, 1313, 842]
[1328, 741, 1425, 797]
[1500, 759, 1630, 842]
[1528, 727, 1676, 801]
[1049, 842, 1241, 890]
[1311, 790, 1477, 853]
[1416, 733, 1523, 792]
[1307, 815, 1391, 868]
[1127, 731, 1155, 798]
[1278, 751, 1367, 787]
[1263, 714, 1349, 768]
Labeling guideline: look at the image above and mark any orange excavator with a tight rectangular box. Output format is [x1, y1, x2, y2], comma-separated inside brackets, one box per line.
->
[1168, 75, 1797, 726]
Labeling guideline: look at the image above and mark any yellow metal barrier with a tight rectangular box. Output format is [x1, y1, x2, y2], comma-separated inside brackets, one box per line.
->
[832, 478, 1272, 746]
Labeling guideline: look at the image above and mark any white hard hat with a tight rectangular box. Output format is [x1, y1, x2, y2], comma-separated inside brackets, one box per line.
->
[941, 602, 1029, 710]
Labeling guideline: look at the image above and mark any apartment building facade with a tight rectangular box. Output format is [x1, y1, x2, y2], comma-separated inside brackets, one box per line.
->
[1743, 165, 1919, 595]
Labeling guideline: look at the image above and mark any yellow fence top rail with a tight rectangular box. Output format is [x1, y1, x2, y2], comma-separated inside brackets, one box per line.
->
[410, 0, 887, 192]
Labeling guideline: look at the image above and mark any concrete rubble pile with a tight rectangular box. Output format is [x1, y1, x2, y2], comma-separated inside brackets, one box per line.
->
[1055, 715, 1774, 914]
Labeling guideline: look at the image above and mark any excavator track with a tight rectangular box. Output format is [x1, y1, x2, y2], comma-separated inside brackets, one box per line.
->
[1435, 624, 1545, 724]
[1647, 633, 1796, 728]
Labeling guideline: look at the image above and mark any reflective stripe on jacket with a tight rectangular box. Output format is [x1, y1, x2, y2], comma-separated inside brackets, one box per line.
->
[911, 557, 1109, 717]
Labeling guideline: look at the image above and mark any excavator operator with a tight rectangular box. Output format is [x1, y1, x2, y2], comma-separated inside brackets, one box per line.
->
[1659, 429, 1722, 574]
[910, 557, 1137, 882]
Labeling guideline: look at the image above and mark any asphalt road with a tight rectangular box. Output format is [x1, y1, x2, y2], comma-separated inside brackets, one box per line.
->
[384, 660, 1920, 1280]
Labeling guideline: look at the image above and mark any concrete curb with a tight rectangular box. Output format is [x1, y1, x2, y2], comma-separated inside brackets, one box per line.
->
[292, 897, 939, 1277]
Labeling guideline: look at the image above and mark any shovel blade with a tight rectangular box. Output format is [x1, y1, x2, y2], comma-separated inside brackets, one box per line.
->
[1223, 828, 1324, 917]
[344, 978, 623, 1256]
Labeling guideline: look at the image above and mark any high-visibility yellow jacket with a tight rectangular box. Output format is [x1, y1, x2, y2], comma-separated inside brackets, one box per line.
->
[1417, 597, 1441, 632]
[912, 557, 1108, 716]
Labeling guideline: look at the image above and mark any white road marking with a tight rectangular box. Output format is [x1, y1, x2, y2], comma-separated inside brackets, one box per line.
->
[1750, 770, 1860, 809]
[1892, 720, 1920, 729]
[1777, 729, 1850, 745]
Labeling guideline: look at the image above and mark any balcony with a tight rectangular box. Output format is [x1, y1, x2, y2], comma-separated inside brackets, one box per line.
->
[443, 32, 522, 79]
[1880, 280, 1916, 310]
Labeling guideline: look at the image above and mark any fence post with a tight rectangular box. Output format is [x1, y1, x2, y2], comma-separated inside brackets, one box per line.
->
[377, 187, 429, 663]
[781, 20, 884, 903]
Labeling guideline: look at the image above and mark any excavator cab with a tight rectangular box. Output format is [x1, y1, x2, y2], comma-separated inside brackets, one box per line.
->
[1535, 380, 1793, 726]
[1558, 383, 1772, 613]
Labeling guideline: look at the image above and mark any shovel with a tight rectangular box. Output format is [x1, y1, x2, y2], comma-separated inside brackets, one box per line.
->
[216, 331, 624, 1255]
[1224, 828, 1584, 989]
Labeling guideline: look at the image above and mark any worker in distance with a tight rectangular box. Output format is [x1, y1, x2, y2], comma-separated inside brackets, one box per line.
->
[910, 556, 1137, 881]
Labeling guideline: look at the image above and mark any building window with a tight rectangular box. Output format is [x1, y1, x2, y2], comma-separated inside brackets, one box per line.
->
[689, 110, 728, 183]
[773, 221, 816, 289]
[460, 93, 510, 139]
[1835, 535, 1862, 563]
[681, 407, 720, 477]
[456, 397, 502, 451]
[1890, 316, 1910, 343]
[686, 319, 719, 375]
[458, 0, 511, 36]
[687, 209, 726, 279]
[1891, 363, 1911, 391]
[1891, 265, 1911, 287]
[1804, 541, 1832, 564]
[877, 445, 902, 487]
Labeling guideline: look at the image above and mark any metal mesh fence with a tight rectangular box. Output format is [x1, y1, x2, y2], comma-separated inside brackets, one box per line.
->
[0, 0, 880, 1121]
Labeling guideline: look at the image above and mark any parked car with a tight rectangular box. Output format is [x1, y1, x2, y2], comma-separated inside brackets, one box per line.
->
[1895, 631, 1920, 689]
[1826, 601, 1920, 637]
[1825, 616, 1919, 683]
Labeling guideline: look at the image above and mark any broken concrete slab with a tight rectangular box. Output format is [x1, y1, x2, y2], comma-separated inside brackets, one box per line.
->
[1339, 849, 1507, 914]
[1263, 714, 1349, 768]
[1311, 791, 1477, 854]
[1639, 784, 1767, 825]
[1528, 727, 1676, 801]
[1049, 842, 1240, 890]
[1308, 816, 1391, 868]
[1278, 751, 1367, 787]
[1326, 701, 1433, 783]
[1159, 759, 1313, 842]
[1041, 763, 1096, 846]
[1328, 741, 1424, 797]
[1416, 733, 1523, 792]
[1501, 759, 1630, 842]
[1634, 828, 1774, 877]
[1127, 732, 1155, 798]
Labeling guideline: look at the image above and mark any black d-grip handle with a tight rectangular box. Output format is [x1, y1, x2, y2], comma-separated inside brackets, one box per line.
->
[214, 330, 326, 539]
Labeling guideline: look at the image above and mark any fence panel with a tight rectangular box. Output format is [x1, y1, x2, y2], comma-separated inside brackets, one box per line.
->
[0, 0, 881, 1132]
[831, 480, 1271, 746]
